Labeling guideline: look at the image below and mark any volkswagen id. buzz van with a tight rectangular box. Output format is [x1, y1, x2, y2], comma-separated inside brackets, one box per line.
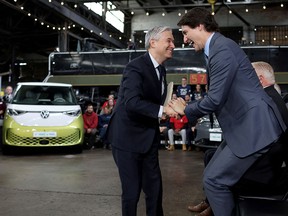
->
[2, 82, 84, 154]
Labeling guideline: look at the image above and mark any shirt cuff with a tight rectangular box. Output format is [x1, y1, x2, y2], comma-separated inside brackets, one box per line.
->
[158, 105, 164, 118]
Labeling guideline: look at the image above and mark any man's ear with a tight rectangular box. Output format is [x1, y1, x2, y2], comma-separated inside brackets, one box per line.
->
[198, 24, 204, 31]
[150, 39, 156, 48]
[258, 74, 264, 84]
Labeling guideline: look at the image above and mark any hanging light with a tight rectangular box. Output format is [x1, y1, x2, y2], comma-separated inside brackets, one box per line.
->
[208, 0, 217, 13]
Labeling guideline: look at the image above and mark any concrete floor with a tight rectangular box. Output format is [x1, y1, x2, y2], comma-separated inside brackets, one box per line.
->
[0, 147, 206, 216]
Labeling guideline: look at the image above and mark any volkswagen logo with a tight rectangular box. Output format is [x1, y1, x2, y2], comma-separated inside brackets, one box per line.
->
[40, 110, 50, 119]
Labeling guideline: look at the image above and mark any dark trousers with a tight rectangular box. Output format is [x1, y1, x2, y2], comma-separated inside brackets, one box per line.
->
[84, 128, 97, 148]
[112, 144, 163, 216]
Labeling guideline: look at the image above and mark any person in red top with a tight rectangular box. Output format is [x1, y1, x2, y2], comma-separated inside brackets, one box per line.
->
[101, 94, 116, 110]
[167, 114, 188, 151]
[82, 104, 98, 149]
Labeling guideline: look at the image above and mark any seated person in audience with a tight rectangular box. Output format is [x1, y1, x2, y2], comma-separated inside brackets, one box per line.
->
[187, 61, 288, 216]
[167, 114, 188, 151]
[82, 104, 98, 149]
[98, 106, 112, 150]
[202, 84, 208, 98]
[191, 84, 203, 101]
[159, 114, 170, 147]
[101, 93, 116, 110]
[184, 94, 196, 151]
[171, 92, 177, 100]
[100, 97, 115, 115]
[186, 120, 197, 151]
[184, 94, 192, 104]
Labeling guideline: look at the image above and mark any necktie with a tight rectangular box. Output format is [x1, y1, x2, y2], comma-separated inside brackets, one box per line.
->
[157, 65, 165, 95]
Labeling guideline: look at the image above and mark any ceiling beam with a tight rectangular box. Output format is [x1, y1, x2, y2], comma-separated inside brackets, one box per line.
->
[109, 0, 288, 11]
[37, 0, 126, 48]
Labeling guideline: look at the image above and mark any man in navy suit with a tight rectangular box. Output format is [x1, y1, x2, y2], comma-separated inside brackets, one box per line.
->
[107, 26, 177, 216]
[170, 8, 286, 216]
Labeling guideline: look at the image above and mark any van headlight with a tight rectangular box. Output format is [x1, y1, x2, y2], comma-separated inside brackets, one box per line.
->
[7, 109, 27, 116]
[63, 109, 81, 116]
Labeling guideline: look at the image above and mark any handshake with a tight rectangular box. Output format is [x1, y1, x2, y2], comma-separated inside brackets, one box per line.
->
[163, 97, 187, 118]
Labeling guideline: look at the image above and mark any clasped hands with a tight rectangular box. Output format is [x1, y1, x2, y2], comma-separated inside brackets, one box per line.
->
[163, 97, 186, 118]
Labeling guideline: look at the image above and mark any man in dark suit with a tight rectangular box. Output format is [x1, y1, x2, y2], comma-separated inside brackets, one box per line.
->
[170, 8, 287, 216]
[106, 26, 177, 216]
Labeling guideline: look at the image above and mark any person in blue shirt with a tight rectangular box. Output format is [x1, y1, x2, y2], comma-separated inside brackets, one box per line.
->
[176, 77, 191, 99]
[98, 106, 112, 149]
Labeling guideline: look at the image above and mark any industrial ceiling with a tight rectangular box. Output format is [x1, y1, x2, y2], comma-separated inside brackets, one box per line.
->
[0, 0, 287, 77]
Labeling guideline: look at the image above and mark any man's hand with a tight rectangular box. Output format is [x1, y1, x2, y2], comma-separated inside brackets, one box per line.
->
[163, 105, 177, 118]
[169, 98, 186, 116]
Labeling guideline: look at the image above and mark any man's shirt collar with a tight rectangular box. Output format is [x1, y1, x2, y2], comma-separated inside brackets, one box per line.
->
[204, 32, 215, 57]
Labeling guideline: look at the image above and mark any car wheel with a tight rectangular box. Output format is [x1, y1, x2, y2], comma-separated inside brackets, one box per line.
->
[70, 145, 83, 154]
[1, 145, 12, 155]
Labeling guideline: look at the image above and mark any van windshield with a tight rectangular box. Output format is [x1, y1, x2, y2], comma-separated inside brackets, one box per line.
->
[11, 85, 78, 105]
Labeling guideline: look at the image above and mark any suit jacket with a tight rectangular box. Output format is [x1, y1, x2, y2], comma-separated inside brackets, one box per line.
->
[185, 32, 286, 158]
[232, 86, 288, 195]
[107, 52, 167, 153]
[265, 85, 288, 127]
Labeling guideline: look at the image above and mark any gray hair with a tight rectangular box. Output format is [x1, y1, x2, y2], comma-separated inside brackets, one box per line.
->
[252, 61, 275, 84]
[145, 26, 172, 50]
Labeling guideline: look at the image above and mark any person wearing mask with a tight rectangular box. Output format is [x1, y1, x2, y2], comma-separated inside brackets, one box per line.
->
[106, 26, 177, 216]
[169, 8, 286, 216]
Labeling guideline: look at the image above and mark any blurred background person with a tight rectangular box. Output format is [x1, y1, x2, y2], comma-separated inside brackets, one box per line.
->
[177, 77, 191, 99]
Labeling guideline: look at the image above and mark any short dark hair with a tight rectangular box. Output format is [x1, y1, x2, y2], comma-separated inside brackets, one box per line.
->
[177, 7, 219, 33]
